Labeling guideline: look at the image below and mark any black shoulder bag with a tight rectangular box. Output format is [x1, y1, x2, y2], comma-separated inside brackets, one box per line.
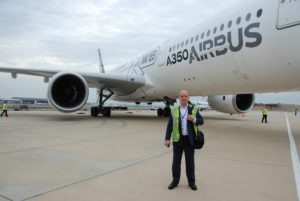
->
[189, 105, 205, 149]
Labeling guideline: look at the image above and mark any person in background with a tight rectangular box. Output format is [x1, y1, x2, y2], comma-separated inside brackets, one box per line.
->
[261, 106, 269, 123]
[1, 101, 8, 117]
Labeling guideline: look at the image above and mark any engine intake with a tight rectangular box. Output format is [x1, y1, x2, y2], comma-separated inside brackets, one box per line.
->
[208, 94, 255, 114]
[47, 72, 89, 113]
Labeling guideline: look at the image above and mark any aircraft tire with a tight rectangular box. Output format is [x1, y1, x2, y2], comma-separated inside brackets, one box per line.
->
[163, 107, 171, 117]
[91, 107, 99, 117]
[103, 107, 111, 117]
[157, 108, 163, 117]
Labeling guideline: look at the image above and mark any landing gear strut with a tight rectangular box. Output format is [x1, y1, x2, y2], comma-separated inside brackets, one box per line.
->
[157, 97, 175, 117]
[91, 88, 114, 117]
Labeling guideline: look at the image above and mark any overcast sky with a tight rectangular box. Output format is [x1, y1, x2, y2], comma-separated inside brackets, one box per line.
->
[0, 0, 299, 104]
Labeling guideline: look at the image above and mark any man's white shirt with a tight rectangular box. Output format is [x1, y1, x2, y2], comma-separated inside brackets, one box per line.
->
[180, 105, 197, 136]
[180, 105, 189, 136]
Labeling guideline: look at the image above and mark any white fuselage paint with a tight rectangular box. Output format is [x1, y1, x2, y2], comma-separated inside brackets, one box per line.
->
[110, 0, 300, 102]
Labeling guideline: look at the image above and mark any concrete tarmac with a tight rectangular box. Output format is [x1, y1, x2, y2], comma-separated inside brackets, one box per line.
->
[0, 110, 299, 201]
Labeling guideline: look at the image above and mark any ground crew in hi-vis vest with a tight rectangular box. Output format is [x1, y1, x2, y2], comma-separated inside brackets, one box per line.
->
[165, 90, 204, 191]
[261, 107, 269, 123]
[1, 102, 8, 117]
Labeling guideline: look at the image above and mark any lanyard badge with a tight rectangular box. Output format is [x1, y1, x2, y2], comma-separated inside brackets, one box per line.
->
[181, 108, 188, 122]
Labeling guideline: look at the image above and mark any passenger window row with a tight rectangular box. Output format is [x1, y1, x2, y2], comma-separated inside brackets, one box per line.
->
[169, 9, 263, 53]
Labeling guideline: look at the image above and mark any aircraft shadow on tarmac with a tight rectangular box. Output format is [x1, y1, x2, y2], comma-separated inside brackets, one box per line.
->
[11, 111, 246, 122]
[203, 116, 246, 122]
[55, 114, 246, 122]
[27, 112, 165, 122]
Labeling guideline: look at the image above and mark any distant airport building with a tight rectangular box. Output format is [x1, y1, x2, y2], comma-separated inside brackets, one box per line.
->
[11, 97, 48, 105]
[0, 98, 21, 111]
[1, 97, 49, 111]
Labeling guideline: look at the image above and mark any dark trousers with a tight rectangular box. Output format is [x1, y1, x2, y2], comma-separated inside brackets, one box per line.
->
[172, 135, 195, 185]
[1, 110, 8, 117]
[261, 115, 267, 123]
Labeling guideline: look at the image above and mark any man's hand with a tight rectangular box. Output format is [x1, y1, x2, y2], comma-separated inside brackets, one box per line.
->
[187, 115, 194, 122]
[165, 140, 171, 148]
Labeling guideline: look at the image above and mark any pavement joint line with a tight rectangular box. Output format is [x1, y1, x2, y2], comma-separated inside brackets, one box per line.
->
[21, 150, 172, 201]
[285, 113, 300, 201]
[0, 194, 13, 201]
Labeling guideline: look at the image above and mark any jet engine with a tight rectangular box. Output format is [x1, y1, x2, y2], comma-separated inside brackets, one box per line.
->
[47, 72, 89, 113]
[207, 94, 255, 114]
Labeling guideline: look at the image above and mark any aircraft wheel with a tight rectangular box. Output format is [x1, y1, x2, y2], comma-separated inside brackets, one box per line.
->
[157, 108, 163, 117]
[163, 107, 171, 117]
[103, 107, 111, 117]
[91, 107, 99, 117]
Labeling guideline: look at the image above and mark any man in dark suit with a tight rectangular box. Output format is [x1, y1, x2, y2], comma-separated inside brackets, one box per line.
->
[165, 90, 204, 191]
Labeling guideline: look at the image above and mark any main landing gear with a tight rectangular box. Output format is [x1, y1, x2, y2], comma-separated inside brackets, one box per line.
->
[157, 97, 175, 117]
[91, 88, 114, 117]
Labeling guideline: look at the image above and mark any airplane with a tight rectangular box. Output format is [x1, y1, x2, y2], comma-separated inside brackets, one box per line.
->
[190, 100, 211, 111]
[0, 0, 300, 117]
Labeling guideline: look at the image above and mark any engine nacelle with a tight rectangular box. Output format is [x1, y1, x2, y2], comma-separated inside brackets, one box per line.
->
[47, 72, 89, 113]
[207, 94, 255, 114]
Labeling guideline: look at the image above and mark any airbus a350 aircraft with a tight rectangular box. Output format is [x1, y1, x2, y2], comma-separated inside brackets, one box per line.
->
[0, 0, 300, 117]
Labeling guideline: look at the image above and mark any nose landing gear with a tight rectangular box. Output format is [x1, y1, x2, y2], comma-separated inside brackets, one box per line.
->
[157, 97, 175, 117]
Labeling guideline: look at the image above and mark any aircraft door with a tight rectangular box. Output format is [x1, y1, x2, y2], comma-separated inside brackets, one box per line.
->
[158, 45, 168, 67]
[277, 0, 300, 29]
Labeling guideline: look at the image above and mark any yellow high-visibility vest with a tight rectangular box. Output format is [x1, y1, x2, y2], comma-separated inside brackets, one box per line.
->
[171, 105, 198, 142]
[262, 108, 269, 115]
[2, 103, 8, 110]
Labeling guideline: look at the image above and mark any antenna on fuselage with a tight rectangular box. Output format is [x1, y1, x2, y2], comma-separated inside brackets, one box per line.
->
[98, 48, 105, 73]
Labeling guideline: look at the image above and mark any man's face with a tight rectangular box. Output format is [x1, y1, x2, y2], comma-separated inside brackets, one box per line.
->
[179, 91, 189, 106]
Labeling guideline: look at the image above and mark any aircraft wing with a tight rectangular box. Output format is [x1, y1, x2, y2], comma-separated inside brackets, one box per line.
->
[0, 67, 146, 95]
[0, 67, 58, 77]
